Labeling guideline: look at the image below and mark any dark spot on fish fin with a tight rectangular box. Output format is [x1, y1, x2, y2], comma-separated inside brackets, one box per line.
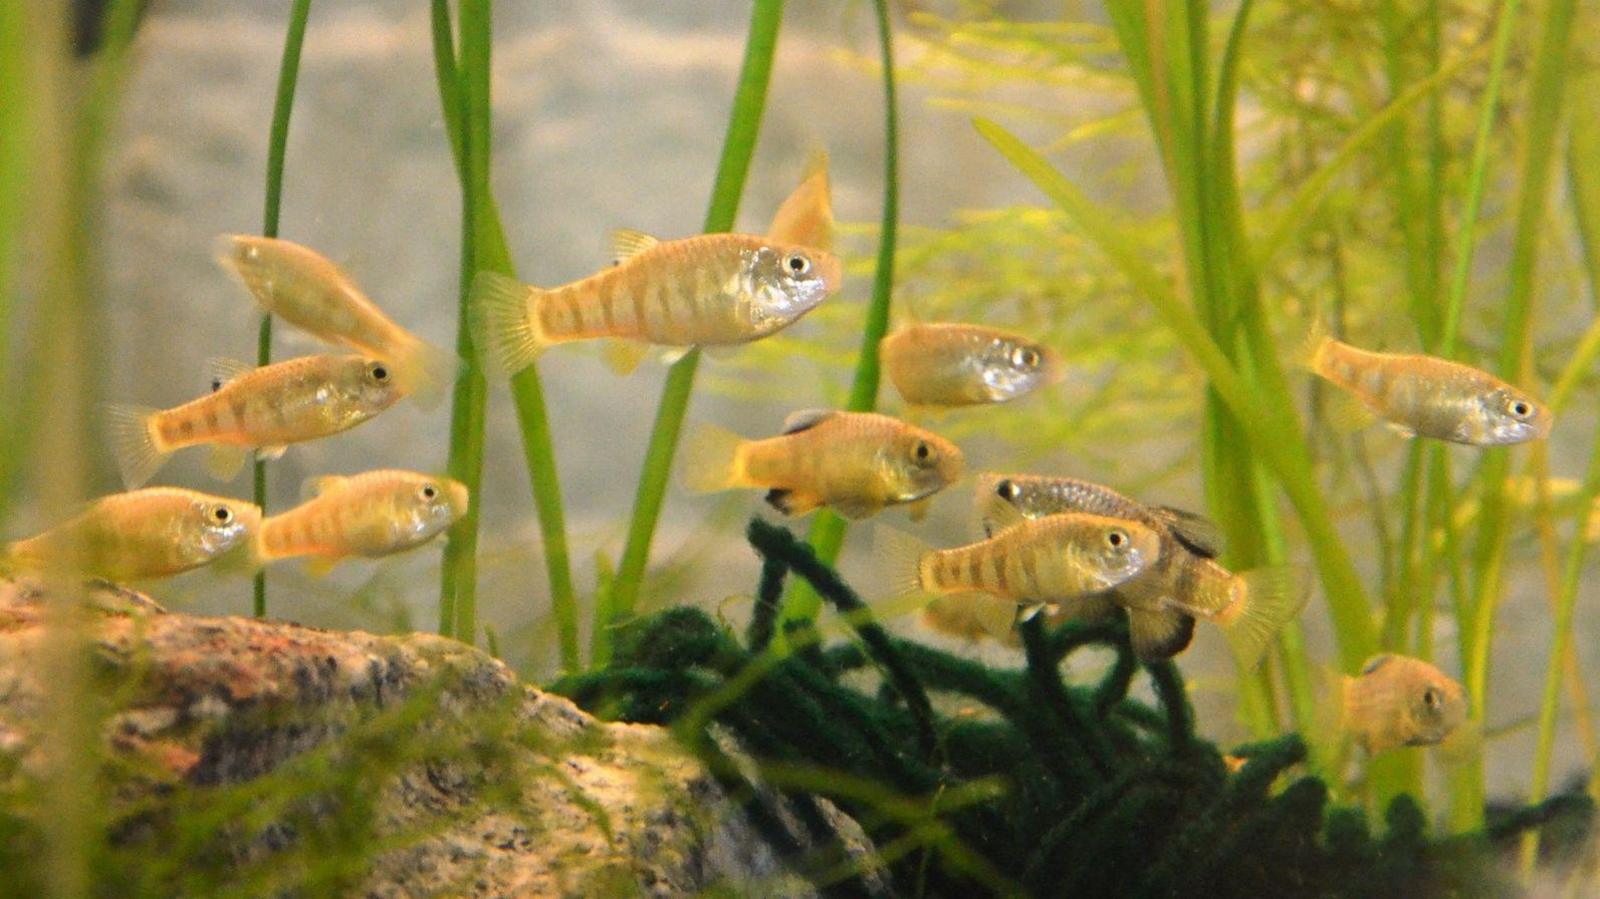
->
[780, 408, 837, 435]
[765, 489, 822, 516]
[1360, 653, 1397, 676]
[1153, 505, 1225, 559]
[764, 488, 793, 513]
[1128, 608, 1195, 662]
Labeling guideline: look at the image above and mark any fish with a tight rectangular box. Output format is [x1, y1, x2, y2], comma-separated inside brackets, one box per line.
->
[469, 166, 842, 377]
[876, 509, 1161, 621]
[976, 473, 1304, 665]
[679, 409, 963, 520]
[256, 470, 470, 575]
[2, 488, 261, 581]
[1341, 654, 1467, 754]
[1300, 322, 1552, 445]
[215, 235, 456, 406]
[106, 354, 401, 489]
[880, 323, 1061, 407]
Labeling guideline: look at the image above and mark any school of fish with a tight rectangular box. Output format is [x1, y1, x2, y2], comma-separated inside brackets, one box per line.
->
[9, 153, 1530, 757]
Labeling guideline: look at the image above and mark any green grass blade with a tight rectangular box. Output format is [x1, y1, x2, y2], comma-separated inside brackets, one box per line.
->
[601, 0, 785, 660]
[251, 0, 314, 619]
[781, 0, 900, 634]
[975, 117, 1377, 672]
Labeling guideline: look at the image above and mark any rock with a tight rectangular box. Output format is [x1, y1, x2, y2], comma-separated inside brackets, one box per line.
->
[0, 578, 873, 897]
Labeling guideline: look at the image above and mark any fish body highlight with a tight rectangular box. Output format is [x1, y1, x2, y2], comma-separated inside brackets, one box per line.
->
[1304, 328, 1551, 446]
[680, 410, 962, 520]
[257, 470, 469, 569]
[216, 235, 455, 405]
[1341, 654, 1468, 754]
[106, 354, 400, 488]
[3, 488, 261, 581]
[471, 233, 841, 377]
[881, 323, 1060, 407]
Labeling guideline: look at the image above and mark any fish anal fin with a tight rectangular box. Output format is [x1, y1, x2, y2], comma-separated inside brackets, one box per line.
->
[1128, 608, 1196, 662]
[764, 488, 822, 517]
[303, 555, 340, 579]
[609, 229, 660, 265]
[602, 339, 650, 375]
[207, 445, 250, 481]
[1320, 390, 1378, 433]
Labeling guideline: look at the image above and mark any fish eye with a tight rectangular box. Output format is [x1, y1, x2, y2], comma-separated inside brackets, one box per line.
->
[1508, 399, 1533, 419]
[913, 441, 933, 463]
[784, 253, 812, 277]
[368, 362, 390, 383]
[1106, 528, 1128, 549]
[996, 479, 1020, 501]
[419, 483, 439, 501]
[209, 504, 234, 525]
[1422, 687, 1442, 711]
[1011, 347, 1040, 369]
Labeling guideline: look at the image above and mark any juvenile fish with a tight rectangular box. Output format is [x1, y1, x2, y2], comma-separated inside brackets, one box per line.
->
[876, 511, 1160, 621]
[975, 473, 1303, 665]
[880, 323, 1060, 407]
[3, 488, 261, 581]
[1342, 654, 1467, 754]
[680, 410, 963, 520]
[106, 354, 400, 489]
[216, 235, 456, 406]
[257, 470, 469, 574]
[1303, 325, 1551, 445]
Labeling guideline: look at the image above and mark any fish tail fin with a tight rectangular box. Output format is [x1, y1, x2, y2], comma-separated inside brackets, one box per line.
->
[1215, 566, 1308, 669]
[104, 404, 170, 489]
[872, 525, 931, 599]
[393, 338, 461, 408]
[469, 270, 547, 377]
[677, 423, 748, 494]
[1294, 315, 1335, 373]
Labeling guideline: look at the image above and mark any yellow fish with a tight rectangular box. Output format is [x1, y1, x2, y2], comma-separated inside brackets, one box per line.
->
[680, 410, 963, 520]
[975, 473, 1303, 665]
[1341, 654, 1467, 754]
[2, 488, 261, 581]
[469, 166, 842, 377]
[216, 235, 456, 406]
[880, 323, 1061, 407]
[1302, 323, 1552, 445]
[876, 510, 1161, 621]
[257, 470, 469, 574]
[107, 354, 400, 489]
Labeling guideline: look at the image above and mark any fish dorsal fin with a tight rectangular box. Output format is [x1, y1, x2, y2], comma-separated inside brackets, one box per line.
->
[206, 357, 254, 392]
[1152, 505, 1225, 558]
[1359, 654, 1395, 676]
[766, 149, 833, 250]
[781, 408, 838, 435]
[609, 229, 659, 265]
[301, 475, 349, 501]
[983, 499, 1031, 536]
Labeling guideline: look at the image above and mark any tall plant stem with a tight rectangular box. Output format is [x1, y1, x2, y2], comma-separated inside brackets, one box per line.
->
[253, 0, 313, 619]
[429, 0, 577, 659]
[780, 0, 899, 635]
[1454, 0, 1576, 833]
[599, 0, 785, 663]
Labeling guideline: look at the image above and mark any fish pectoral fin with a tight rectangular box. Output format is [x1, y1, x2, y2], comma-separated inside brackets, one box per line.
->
[602, 339, 650, 375]
[207, 445, 250, 481]
[1127, 608, 1196, 662]
[780, 408, 838, 435]
[609, 229, 660, 265]
[906, 498, 932, 522]
[764, 488, 822, 517]
[303, 555, 340, 579]
[204, 356, 254, 392]
[258, 444, 288, 461]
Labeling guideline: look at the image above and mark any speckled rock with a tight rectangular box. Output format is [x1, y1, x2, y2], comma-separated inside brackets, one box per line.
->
[0, 578, 876, 897]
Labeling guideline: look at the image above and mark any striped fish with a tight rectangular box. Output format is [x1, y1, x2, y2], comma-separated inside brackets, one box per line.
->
[876, 510, 1160, 620]
[1302, 322, 1551, 445]
[106, 354, 399, 489]
[216, 235, 456, 406]
[257, 470, 468, 574]
[3, 488, 261, 581]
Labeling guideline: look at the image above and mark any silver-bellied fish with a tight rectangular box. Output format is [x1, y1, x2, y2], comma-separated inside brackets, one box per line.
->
[2, 488, 261, 581]
[969, 473, 1304, 666]
[256, 470, 469, 575]
[876, 509, 1160, 621]
[216, 235, 456, 406]
[1341, 654, 1468, 754]
[469, 162, 842, 377]
[680, 410, 963, 520]
[880, 323, 1061, 407]
[106, 354, 400, 488]
[1300, 322, 1552, 445]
